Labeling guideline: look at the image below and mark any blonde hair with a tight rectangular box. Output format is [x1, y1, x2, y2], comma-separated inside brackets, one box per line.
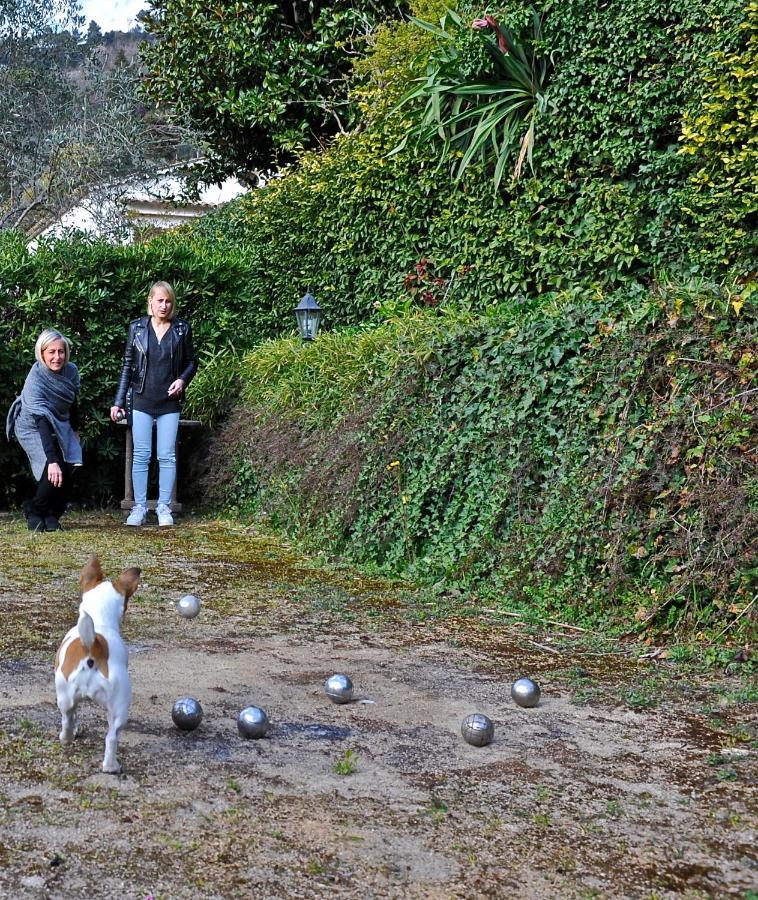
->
[35, 329, 71, 367]
[147, 280, 177, 320]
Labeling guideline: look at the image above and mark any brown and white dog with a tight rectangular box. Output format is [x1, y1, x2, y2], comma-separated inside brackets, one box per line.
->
[54, 557, 141, 773]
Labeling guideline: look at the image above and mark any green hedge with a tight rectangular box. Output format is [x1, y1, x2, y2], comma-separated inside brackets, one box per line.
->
[207, 281, 756, 638]
[0, 231, 289, 507]
[192, 0, 755, 327]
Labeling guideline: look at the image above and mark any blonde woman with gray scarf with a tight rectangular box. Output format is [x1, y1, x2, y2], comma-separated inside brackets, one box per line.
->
[6, 329, 83, 532]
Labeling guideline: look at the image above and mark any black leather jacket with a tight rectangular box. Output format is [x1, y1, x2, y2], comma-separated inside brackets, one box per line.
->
[114, 316, 198, 409]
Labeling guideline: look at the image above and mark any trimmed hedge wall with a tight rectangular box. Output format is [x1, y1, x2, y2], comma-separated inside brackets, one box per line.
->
[0, 231, 289, 507]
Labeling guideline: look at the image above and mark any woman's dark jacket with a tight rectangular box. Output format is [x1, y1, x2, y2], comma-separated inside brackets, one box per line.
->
[114, 316, 198, 409]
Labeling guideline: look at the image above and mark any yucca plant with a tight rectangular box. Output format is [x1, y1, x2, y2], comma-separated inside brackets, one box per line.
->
[392, 6, 553, 190]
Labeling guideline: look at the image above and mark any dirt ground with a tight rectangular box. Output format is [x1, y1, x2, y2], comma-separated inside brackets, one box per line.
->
[0, 513, 755, 899]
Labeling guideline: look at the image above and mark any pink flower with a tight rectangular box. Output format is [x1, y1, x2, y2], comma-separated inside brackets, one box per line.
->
[472, 14, 510, 54]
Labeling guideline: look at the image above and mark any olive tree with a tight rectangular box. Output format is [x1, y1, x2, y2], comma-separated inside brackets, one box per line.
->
[0, 0, 191, 236]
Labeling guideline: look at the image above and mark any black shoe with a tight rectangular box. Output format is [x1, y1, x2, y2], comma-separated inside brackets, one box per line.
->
[27, 514, 44, 532]
[44, 516, 62, 532]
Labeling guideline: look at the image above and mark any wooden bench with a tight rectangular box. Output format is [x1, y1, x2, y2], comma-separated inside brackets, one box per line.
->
[117, 418, 201, 512]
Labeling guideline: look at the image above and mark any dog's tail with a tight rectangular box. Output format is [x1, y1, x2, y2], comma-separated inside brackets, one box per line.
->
[77, 610, 96, 653]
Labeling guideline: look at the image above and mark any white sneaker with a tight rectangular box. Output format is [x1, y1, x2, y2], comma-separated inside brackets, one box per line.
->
[156, 503, 174, 527]
[126, 504, 147, 526]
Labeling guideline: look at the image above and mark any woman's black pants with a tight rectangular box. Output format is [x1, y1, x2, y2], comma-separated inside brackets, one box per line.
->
[26, 463, 75, 520]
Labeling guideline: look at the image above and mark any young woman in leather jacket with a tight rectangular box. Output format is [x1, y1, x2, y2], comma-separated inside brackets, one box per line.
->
[110, 281, 198, 527]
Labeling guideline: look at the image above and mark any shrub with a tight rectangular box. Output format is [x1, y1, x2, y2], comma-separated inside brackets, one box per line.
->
[193, 0, 753, 331]
[205, 279, 756, 638]
[678, 1, 758, 267]
[0, 231, 286, 506]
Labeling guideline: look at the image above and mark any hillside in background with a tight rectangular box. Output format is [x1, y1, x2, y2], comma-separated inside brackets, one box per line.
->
[0, 13, 188, 237]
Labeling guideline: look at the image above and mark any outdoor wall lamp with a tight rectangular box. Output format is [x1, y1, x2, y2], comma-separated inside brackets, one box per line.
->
[294, 291, 322, 341]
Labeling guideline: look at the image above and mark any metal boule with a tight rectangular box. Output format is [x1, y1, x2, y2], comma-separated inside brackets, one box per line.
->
[237, 706, 269, 739]
[324, 673, 354, 704]
[461, 713, 494, 747]
[172, 697, 203, 731]
[511, 677, 541, 708]
[176, 594, 201, 619]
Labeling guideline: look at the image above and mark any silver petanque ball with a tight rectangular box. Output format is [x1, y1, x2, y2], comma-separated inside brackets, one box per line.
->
[237, 706, 269, 740]
[511, 677, 541, 708]
[324, 673, 354, 704]
[172, 697, 203, 731]
[461, 713, 495, 747]
[176, 594, 201, 619]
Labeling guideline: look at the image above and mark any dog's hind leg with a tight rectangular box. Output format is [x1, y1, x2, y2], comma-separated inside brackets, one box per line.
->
[102, 708, 127, 774]
[57, 687, 77, 745]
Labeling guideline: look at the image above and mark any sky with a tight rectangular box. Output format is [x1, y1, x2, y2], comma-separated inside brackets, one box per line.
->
[79, 0, 146, 32]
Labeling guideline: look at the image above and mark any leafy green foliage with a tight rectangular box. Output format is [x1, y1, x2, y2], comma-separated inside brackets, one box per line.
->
[0, 0, 80, 41]
[208, 281, 756, 639]
[139, 0, 409, 182]
[195, 0, 753, 331]
[182, 344, 242, 428]
[393, 5, 553, 188]
[678, 1, 758, 267]
[0, 230, 289, 506]
[333, 749, 358, 775]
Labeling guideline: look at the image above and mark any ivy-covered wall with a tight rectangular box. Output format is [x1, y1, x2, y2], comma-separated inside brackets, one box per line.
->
[206, 282, 756, 638]
[193, 0, 756, 325]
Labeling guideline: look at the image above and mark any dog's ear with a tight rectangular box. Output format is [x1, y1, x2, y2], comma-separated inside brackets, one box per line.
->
[114, 567, 141, 600]
[80, 556, 105, 593]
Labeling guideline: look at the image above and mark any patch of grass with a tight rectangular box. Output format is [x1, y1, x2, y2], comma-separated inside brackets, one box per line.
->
[482, 815, 503, 835]
[0, 721, 85, 789]
[604, 800, 623, 819]
[333, 749, 358, 776]
[426, 796, 448, 823]
[306, 857, 326, 876]
[707, 751, 742, 783]
[620, 676, 664, 710]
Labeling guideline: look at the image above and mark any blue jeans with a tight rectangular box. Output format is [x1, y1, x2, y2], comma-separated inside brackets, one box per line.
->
[131, 410, 180, 506]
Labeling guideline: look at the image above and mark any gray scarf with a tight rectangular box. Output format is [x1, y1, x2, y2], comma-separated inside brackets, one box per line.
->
[6, 361, 83, 480]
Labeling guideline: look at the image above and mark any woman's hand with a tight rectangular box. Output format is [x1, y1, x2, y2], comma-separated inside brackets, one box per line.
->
[110, 406, 125, 422]
[47, 462, 63, 487]
[167, 378, 185, 398]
